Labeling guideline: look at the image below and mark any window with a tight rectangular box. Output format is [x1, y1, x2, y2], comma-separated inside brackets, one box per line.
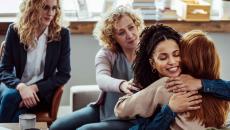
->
[0, 0, 21, 16]
[0, 0, 111, 17]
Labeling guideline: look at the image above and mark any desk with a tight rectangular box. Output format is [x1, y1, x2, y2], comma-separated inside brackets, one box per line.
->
[0, 122, 48, 130]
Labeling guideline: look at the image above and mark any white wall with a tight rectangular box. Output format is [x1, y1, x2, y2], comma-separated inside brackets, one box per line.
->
[1, 32, 230, 105]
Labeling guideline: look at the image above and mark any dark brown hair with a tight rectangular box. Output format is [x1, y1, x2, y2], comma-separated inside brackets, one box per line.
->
[133, 24, 181, 88]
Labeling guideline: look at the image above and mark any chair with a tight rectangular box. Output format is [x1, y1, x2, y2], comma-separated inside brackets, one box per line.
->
[36, 86, 64, 126]
[70, 85, 100, 111]
[0, 41, 64, 126]
[0, 41, 5, 62]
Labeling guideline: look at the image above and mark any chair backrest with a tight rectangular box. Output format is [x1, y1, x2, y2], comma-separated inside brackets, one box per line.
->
[36, 85, 64, 126]
[50, 85, 64, 118]
[0, 41, 5, 61]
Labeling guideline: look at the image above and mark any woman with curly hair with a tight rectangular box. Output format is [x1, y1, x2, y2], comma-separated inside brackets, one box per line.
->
[115, 26, 229, 130]
[50, 6, 144, 130]
[0, 0, 70, 122]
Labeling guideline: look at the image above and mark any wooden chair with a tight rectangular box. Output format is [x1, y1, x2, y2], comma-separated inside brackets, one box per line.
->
[36, 86, 64, 126]
[0, 41, 64, 126]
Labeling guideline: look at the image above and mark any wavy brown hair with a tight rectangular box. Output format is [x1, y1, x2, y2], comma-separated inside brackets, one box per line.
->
[93, 6, 144, 53]
[181, 30, 229, 128]
[14, 0, 62, 48]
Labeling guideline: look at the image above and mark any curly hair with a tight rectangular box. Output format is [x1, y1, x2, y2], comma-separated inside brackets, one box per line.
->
[181, 30, 229, 128]
[14, 0, 62, 48]
[93, 6, 145, 53]
[133, 24, 181, 88]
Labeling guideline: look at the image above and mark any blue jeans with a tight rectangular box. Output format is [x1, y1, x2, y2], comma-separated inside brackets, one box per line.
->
[0, 84, 24, 122]
[50, 105, 134, 130]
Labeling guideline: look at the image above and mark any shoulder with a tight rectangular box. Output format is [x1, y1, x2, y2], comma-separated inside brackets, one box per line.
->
[148, 77, 169, 89]
[96, 48, 116, 58]
[60, 27, 70, 36]
[95, 48, 117, 65]
[7, 23, 18, 35]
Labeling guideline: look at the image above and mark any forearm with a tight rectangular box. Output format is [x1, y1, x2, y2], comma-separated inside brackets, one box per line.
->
[115, 78, 167, 119]
[144, 105, 176, 130]
[96, 74, 125, 92]
[202, 79, 230, 100]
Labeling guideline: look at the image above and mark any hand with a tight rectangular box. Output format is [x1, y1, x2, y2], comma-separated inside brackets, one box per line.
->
[119, 80, 140, 94]
[168, 91, 202, 113]
[17, 83, 40, 108]
[166, 74, 202, 93]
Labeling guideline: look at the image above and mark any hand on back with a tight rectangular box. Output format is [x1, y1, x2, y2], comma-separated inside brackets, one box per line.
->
[119, 80, 141, 94]
[168, 91, 202, 113]
[166, 74, 202, 93]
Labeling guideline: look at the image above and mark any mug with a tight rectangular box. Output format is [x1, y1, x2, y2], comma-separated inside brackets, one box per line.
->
[19, 114, 36, 130]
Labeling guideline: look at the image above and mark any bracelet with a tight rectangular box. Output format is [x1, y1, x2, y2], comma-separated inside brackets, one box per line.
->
[119, 81, 125, 93]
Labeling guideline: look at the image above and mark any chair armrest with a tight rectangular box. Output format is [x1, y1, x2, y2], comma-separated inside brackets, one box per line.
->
[70, 85, 100, 111]
[50, 86, 64, 118]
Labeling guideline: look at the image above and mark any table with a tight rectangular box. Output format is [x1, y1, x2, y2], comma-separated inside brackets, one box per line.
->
[0, 122, 48, 130]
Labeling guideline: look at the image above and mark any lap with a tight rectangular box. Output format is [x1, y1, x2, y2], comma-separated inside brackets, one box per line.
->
[78, 120, 134, 130]
[50, 104, 134, 130]
[0, 83, 20, 102]
[50, 105, 100, 130]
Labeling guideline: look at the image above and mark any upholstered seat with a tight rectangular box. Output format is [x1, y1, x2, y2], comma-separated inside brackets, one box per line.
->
[70, 85, 100, 111]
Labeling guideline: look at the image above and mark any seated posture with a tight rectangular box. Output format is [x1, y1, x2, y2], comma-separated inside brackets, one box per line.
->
[115, 26, 229, 130]
[50, 6, 144, 130]
[0, 0, 70, 122]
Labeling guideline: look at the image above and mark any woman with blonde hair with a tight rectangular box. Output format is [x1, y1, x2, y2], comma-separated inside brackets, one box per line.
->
[0, 0, 70, 122]
[50, 6, 144, 130]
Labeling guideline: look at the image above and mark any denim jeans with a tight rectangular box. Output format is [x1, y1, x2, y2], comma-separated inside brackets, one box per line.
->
[50, 105, 133, 130]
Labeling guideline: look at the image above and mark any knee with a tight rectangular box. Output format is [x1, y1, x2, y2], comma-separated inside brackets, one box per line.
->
[77, 125, 90, 130]
[78, 124, 98, 130]
[49, 119, 66, 130]
[1, 90, 20, 104]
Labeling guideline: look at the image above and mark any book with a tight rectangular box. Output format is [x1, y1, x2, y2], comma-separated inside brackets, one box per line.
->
[133, 0, 154, 2]
[132, 2, 155, 7]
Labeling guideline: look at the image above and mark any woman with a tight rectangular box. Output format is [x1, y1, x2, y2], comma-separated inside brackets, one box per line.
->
[50, 6, 144, 130]
[0, 0, 71, 122]
[115, 24, 201, 119]
[116, 28, 229, 129]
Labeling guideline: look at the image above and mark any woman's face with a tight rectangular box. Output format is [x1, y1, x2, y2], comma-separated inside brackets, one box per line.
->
[151, 39, 181, 77]
[41, 0, 57, 28]
[113, 15, 139, 52]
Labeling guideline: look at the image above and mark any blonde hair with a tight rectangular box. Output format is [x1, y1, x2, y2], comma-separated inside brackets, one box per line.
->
[14, 0, 62, 48]
[181, 30, 229, 128]
[93, 6, 144, 52]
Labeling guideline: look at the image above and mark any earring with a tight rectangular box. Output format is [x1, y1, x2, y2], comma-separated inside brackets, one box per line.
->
[151, 67, 156, 73]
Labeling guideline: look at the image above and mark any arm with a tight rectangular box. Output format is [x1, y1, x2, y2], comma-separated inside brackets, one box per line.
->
[95, 48, 125, 93]
[130, 105, 176, 130]
[202, 79, 230, 100]
[36, 28, 71, 97]
[130, 91, 202, 130]
[0, 24, 21, 87]
[115, 77, 168, 119]
[166, 74, 230, 100]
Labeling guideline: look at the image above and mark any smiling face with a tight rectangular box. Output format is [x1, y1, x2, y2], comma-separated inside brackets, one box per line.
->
[41, 0, 58, 28]
[113, 15, 140, 52]
[150, 39, 181, 77]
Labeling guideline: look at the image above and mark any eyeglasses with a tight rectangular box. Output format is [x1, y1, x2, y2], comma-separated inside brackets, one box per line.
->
[42, 5, 59, 12]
